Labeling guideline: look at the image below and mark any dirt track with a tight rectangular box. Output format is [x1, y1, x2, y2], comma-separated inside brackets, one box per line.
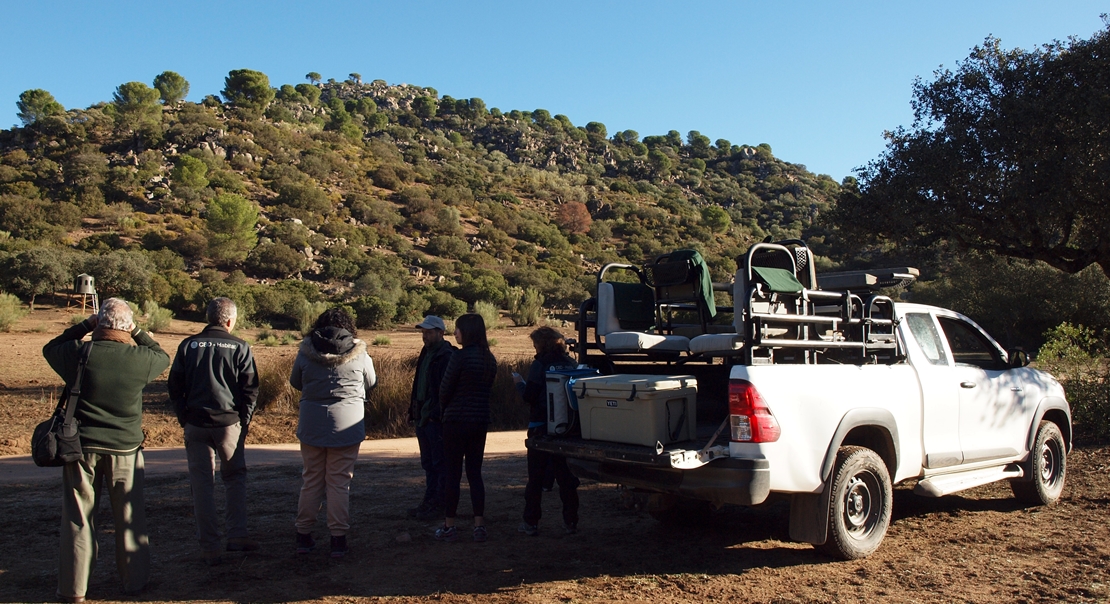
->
[0, 444, 1108, 603]
[1, 308, 1109, 603]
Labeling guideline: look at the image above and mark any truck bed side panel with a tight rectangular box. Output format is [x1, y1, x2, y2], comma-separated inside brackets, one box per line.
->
[730, 364, 923, 492]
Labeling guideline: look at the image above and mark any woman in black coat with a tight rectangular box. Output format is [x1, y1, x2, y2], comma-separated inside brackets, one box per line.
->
[435, 313, 497, 543]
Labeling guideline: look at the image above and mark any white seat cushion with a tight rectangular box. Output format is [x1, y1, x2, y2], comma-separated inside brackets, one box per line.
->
[604, 331, 690, 352]
[689, 333, 744, 355]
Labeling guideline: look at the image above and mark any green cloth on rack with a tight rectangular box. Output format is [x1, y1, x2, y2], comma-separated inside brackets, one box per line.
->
[752, 265, 804, 293]
[665, 249, 717, 319]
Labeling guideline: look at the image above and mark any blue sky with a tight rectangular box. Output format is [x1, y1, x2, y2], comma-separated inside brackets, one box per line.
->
[1, 1, 1104, 181]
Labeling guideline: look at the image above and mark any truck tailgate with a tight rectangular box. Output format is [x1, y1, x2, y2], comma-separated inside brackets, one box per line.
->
[529, 428, 730, 470]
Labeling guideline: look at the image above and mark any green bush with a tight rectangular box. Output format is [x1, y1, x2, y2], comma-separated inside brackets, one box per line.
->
[372, 335, 391, 346]
[246, 242, 306, 278]
[473, 300, 501, 330]
[138, 300, 173, 332]
[297, 300, 330, 335]
[1037, 323, 1110, 441]
[507, 286, 545, 326]
[424, 289, 467, 320]
[0, 293, 27, 332]
[353, 296, 397, 329]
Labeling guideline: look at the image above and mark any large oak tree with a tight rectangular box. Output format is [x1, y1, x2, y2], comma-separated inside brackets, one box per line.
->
[837, 23, 1110, 278]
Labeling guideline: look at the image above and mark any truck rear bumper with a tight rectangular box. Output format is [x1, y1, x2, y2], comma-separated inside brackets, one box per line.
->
[530, 436, 770, 506]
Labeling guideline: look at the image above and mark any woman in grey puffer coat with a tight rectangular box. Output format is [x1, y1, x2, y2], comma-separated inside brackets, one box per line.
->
[289, 308, 376, 558]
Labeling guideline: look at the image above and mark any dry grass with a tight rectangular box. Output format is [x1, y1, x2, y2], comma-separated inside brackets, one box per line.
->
[254, 348, 534, 441]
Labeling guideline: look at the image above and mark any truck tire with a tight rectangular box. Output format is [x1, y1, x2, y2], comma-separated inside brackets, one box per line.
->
[820, 446, 892, 560]
[1010, 420, 1066, 506]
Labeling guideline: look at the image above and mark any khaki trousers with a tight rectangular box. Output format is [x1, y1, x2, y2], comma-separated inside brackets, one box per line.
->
[295, 443, 360, 536]
[59, 450, 149, 599]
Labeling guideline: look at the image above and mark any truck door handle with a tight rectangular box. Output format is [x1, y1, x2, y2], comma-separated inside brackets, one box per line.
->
[960, 381, 976, 389]
[1010, 387, 1023, 392]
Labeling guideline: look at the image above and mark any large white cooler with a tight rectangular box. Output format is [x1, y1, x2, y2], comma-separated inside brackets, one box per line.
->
[574, 374, 697, 447]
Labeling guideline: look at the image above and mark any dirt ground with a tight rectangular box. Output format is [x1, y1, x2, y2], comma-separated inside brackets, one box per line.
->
[1, 307, 1109, 603]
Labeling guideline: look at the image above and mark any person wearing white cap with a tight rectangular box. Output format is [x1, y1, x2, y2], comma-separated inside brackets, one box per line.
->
[407, 316, 456, 520]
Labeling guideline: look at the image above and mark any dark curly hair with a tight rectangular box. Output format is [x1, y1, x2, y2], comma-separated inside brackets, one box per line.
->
[529, 326, 567, 357]
[312, 307, 357, 338]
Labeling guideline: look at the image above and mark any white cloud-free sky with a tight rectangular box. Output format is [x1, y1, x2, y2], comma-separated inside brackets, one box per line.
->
[1, 1, 1104, 181]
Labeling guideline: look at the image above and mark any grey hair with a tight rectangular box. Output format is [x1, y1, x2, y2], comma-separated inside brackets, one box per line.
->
[207, 297, 238, 326]
[98, 298, 134, 331]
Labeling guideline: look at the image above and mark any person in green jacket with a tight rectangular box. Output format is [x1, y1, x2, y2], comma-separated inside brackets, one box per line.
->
[43, 297, 170, 603]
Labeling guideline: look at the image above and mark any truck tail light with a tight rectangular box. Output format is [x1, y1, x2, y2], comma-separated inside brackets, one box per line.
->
[729, 379, 781, 442]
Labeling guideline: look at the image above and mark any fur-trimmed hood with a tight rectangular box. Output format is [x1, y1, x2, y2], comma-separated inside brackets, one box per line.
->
[299, 335, 367, 368]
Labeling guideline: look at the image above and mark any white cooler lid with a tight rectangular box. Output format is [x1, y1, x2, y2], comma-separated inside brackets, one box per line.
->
[574, 374, 697, 392]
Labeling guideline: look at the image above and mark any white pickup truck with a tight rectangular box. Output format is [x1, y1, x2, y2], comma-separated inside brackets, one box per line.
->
[531, 241, 1072, 559]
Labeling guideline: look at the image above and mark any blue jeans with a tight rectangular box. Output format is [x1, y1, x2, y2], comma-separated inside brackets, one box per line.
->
[415, 421, 446, 507]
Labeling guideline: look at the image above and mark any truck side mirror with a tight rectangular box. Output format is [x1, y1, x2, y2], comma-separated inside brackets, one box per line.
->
[1008, 349, 1030, 368]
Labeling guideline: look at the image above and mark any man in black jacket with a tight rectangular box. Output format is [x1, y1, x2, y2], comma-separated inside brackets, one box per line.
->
[168, 297, 259, 565]
[407, 315, 455, 521]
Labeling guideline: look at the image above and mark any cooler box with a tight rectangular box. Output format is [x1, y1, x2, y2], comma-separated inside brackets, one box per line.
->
[545, 367, 600, 436]
[574, 374, 697, 447]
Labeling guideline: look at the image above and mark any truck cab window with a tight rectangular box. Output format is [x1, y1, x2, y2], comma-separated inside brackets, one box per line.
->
[937, 317, 1005, 370]
[905, 313, 948, 366]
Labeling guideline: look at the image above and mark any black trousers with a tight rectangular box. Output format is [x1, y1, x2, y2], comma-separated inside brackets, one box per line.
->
[523, 426, 579, 526]
[442, 421, 487, 519]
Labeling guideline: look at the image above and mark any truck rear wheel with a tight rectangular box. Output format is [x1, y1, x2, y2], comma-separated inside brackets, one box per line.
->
[1010, 420, 1066, 506]
[821, 446, 892, 560]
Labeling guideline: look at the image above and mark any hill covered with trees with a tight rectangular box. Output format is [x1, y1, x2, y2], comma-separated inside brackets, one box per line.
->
[0, 69, 842, 329]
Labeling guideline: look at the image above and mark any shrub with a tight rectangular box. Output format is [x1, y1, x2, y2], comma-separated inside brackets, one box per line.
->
[296, 300, 330, 335]
[473, 300, 501, 330]
[353, 296, 397, 329]
[1037, 323, 1110, 441]
[138, 300, 173, 332]
[372, 335, 391, 346]
[424, 289, 466, 320]
[256, 332, 282, 346]
[246, 241, 306, 278]
[507, 286, 545, 326]
[0, 293, 27, 332]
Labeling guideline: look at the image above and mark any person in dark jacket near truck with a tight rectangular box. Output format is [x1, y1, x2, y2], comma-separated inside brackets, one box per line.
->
[44, 297, 170, 603]
[434, 313, 498, 543]
[407, 315, 456, 521]
[168, 297, 259, 566]
[513, 326, 581, 536]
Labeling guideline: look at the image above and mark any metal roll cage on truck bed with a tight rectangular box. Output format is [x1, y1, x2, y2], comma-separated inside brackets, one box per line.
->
[532, 239, 1071, 560]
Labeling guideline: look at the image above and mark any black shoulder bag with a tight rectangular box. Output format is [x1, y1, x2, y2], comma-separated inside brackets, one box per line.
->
[32, 342, 92, 467]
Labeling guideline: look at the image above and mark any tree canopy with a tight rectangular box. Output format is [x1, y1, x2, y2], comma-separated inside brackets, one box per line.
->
[112, 81, 163, 143]
[222, 69, 275, 114]
[837, 23, 1110, 278]
[153, 70, 190, 104]
[205, 193, 259, 263]
[16, 89, 64, 125]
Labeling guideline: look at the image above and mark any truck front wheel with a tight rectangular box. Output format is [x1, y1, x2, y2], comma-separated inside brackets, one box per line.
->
[1010, 420, 1066, 506]
[821, 446, 892, 560]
